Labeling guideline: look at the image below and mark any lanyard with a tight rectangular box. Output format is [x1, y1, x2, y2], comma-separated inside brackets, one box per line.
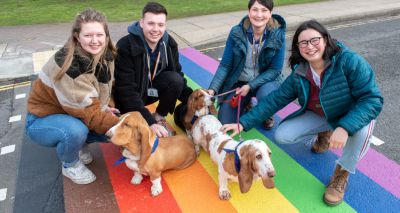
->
[147, 51, 161, 86]
[251, 31, 265, 71]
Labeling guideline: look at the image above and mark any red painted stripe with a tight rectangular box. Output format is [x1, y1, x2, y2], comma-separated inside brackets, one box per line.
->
[100, 143, 182, 213]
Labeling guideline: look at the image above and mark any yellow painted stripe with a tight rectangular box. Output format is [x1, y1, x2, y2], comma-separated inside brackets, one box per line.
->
[197, 149, 298, 212]
[0, 81, 31, 91]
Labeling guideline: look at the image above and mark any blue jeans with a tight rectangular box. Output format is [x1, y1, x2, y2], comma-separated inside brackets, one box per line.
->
[274, 110, 374, 173]
[25, 113, 109, 167]
[218, 80, 280, 124]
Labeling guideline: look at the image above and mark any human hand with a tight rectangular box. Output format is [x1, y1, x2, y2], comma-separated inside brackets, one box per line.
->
[236, 85, 251, 97]
[106, 107, 121, 116]
[150, 123, 169, 138]
[207, 89, 215, 96]
[329, 127, 348, 149]
[220, 123, 243, 137]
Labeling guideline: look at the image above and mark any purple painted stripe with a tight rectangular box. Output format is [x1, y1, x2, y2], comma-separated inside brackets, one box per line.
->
[276, 102, 300, 118]
[180, 48, 218, 74]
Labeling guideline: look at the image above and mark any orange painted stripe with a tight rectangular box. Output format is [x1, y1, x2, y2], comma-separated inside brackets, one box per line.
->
[163, 161, 236, 212]
[100, 143, 182, 213]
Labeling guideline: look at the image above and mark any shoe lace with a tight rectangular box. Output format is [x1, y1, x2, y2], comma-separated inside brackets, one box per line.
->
[328, 171, 348, 192]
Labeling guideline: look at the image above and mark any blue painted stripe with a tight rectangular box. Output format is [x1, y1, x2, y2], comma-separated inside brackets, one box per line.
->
[180, 55, 213, 88]
[180, 52, 400, 212]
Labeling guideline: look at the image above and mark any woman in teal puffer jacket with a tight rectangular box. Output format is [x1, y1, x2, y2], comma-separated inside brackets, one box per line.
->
[221, 20, 383, 206]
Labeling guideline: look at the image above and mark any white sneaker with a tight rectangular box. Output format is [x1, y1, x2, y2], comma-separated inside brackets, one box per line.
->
[79, 145, 93, 164]
[62, 161, 96, 184]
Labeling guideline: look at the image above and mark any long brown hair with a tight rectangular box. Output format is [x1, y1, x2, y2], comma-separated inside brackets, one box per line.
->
[56, 8, 117, 80]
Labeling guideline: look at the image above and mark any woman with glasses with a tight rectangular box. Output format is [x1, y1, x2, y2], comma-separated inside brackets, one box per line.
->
[207, 0, 286, 129]
[221, 19, 383, 206]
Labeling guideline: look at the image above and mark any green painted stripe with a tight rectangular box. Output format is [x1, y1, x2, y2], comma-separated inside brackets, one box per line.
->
[241, 130, 355, 212]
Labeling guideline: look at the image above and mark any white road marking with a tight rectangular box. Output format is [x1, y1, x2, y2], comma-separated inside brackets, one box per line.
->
[1, 145, 16, 155]
[15, 93, 26, 99]
[9, 115, 21, 122]
[370, 135, 385, 146]
[0, 188, 7, 201]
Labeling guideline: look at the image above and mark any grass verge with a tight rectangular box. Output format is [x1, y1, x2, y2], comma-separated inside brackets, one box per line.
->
[0, 0, 321, 26]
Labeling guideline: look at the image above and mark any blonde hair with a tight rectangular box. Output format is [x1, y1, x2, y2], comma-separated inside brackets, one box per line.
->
[56, 8, 117, 80]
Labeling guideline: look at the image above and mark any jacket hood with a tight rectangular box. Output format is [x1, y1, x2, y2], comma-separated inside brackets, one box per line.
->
[127, 21, 169, 45]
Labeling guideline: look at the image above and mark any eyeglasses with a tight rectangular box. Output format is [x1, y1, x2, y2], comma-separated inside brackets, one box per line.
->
[297, 37, 322, 48]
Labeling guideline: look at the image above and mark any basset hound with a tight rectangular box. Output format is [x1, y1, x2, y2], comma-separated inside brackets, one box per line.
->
[106, 112, 197, 196]
[192, 114, 276, 200]
[183, 88, 217, 132]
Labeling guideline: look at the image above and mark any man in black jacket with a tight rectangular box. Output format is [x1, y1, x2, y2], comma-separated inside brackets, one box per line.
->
[114, 2, 193, 137]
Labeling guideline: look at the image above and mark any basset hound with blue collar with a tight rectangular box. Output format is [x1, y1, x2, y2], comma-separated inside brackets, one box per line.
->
[190, 105, 276, 200]
[106, 112, 197, 196]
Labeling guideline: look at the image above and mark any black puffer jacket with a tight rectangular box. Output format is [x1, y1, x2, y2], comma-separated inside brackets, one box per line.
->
[114, 22, 193, 125]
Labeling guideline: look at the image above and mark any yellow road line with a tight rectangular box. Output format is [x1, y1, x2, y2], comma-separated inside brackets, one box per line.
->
[0, 81, 31, 91]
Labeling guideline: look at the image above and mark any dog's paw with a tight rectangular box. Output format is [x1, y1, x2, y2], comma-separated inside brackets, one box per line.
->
[219, 189, 231, 200]
[130, 173, 143, 185]
[151, 177, 163, 196]
[151, 185, 163, 196]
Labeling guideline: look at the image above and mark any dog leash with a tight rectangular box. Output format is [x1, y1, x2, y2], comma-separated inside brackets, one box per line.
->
[208, 88, 244, 140]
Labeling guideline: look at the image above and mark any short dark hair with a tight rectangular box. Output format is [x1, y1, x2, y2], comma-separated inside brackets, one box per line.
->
[248, 0, 274, 11]
[288, 19, 340, 68]
[142, 2, 168, 17]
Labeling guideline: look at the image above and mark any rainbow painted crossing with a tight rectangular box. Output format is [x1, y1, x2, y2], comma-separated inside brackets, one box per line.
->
[92, 48, 399, 213]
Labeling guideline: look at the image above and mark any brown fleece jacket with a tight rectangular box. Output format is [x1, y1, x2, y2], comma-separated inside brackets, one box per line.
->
[27, 48, 119, 134]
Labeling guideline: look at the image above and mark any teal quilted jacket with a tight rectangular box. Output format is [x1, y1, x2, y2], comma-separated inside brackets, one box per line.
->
[240, 42, 383, 135]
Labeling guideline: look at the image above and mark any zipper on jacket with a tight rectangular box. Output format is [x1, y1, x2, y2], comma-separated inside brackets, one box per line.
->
[141, 53, 147, 98]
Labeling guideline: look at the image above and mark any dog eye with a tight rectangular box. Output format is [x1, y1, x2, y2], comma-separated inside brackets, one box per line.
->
[256, 154, 263, 160]
[123, 123, 130, 128]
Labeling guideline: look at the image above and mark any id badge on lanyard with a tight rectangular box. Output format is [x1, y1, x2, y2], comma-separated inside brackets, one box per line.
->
[147, 52, 161, 97]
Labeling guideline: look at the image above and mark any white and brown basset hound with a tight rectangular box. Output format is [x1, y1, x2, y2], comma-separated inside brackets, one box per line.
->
[183, 88, 217, 132]
[187, 93, 276, 200]
[106, 112, 197, 196]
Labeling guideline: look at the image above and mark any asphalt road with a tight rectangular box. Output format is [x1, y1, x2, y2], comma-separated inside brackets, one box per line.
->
[199, 14, 400, 164]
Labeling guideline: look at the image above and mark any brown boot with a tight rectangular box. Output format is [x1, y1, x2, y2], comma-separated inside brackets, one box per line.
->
[262, 117, 275, 130]
[311, 131, 332, 153]
[324, 165, 349, 206]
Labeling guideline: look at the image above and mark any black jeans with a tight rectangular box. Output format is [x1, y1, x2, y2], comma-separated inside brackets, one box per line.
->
[145, 71, 185, 116]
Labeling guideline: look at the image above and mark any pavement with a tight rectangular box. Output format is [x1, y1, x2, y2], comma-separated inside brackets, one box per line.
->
[1, 0, 400, 79]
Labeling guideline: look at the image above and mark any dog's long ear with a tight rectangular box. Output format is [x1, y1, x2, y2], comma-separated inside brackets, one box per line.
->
[183, 93, 196, 130]
[238, 147, 255, 193]
[209, 103, 217, 115]
[130, 113, 153, 169]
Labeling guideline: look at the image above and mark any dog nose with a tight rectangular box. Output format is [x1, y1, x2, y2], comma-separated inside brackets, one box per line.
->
[211, 97, 216, 102]
[267, 170, 276, 178]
